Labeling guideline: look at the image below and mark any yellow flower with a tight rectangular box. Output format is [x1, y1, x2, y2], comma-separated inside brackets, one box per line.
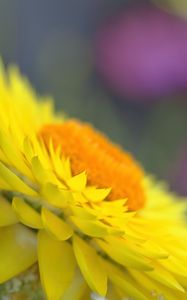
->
[0, 62, 187, 300]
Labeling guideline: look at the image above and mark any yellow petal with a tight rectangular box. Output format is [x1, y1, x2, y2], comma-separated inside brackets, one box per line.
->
[23, 136, 35, 162]
[83, 187, 111, 202]
[38, 230, 76, 300]
[70, 205, 97, 220]
[0, 161, 37, 196]
[60, 157, 72, 179]
[49, 141, 72, 180]
[104, 214, 135, 230]
[67, 172, 87, 191]
[73, 235, 107, 296]
[70, 216, 118, 238]
[0, 196, 18, 226]
[30, 135, 52, 168]
[42, 208, 73, 241]
[0, 175, 11, 190]
[72, 192, 88, 204]
[140, 240, 169, 260]
[147, 263, 185, 292]
[12, 197, 43, 229]
[31, 156, 60, 186]
[41, 183, 70, 208]
[94, 199, 128, 216]
[129, 269, 181, 300]
[61, 270, 89, 300]
[0, 129, 32, 179]
[0, 224, 37, 283]
[79, 289, 91, 300]
[160, 255, 187, 277]
[97, 238, 153, 271]
[107, 286, 121, 300]
[105, 261, 147, 300]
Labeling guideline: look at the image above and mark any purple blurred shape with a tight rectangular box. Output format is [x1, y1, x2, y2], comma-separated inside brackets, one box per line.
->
[95, 6, 187, 100]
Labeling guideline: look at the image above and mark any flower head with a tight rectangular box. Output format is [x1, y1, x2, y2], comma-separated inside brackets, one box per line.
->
[0, 63, 187, 300]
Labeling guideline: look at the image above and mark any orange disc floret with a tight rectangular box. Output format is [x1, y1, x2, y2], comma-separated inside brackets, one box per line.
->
[39, 120, 146, 210]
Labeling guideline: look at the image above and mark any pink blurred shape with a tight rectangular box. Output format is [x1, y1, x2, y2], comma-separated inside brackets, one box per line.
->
[95, 6, 187, 100]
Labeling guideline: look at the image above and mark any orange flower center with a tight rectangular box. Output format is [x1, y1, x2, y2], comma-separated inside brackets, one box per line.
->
[39, 120, 145, 210]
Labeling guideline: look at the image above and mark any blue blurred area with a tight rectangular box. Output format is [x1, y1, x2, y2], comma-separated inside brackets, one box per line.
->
[0, 0, 187, 191]
[0, 0, 133, 146]
[1, 0, 127, 88]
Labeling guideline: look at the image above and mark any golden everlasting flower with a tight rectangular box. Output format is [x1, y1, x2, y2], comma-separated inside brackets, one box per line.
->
[0, 63, 187, 300]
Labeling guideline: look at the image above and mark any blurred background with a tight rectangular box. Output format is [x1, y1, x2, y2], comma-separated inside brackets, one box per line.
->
[1, 0, 187, 195]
